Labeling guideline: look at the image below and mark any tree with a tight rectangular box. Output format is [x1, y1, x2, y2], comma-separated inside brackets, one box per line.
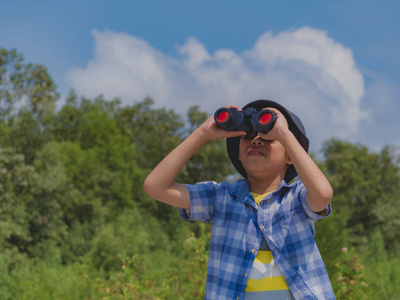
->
[8, 110, 47, 164]
[51, 95, 140, 211]
[0, 148, 34, 254]
[1, 48, 59, 165]
[50, 90, 82, 143]
[115, 97, 183, 171]
[0, 48, 58, 123]
[0, 149, 42, 261]
[322, 139, 400, 250]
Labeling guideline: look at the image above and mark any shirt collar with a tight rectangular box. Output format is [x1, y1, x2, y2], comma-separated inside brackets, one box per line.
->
[230, 179, 295, 206]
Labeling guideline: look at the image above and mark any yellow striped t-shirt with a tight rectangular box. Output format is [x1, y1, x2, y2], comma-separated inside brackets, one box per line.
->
[244, 192, 294, 300]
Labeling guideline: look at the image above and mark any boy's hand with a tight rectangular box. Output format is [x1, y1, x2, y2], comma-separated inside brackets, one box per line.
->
[257, 107, 290, 142]
[196, 106, 247, 142]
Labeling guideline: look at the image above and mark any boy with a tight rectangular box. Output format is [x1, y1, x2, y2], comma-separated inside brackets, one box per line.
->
[143, 99, 335, 299]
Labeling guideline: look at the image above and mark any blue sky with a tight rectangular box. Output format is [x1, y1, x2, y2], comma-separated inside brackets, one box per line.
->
[1, 0, 400, 152]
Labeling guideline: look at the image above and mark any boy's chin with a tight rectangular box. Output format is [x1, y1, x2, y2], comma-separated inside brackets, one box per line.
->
[242, 165, 268, 175]
[242, 163, 285, 178]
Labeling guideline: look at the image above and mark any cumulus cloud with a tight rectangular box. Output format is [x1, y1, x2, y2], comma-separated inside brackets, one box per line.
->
[68, 30, 174, 105]
[67, 27, 367, 150]
[356, 75, 400, 151]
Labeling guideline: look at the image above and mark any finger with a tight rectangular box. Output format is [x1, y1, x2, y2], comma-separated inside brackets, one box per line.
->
[263, 107, 288, 124]
[224, 130, 247, 138]
[257, 131, 274, 140]
[263, 107, 280, 116]
[224, 105, 243, 111]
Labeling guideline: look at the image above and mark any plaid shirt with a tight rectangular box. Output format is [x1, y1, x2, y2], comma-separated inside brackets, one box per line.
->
[179, 179, 335, 300]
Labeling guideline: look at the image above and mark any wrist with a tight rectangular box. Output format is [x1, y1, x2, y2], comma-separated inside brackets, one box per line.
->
[192, 126, 211, 145]
[276, 127, 296, 147]
[277, 125, 292, 138]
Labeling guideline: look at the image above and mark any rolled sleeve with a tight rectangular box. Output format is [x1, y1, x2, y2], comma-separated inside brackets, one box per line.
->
[178, 181, 221, 223]
[298, 183, 332, 222]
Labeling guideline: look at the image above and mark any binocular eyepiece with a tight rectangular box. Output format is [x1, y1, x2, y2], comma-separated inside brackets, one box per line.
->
[214, 107, 276, 138]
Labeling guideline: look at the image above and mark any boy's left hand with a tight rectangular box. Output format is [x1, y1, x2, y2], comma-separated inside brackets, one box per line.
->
[257, 107, 290, 142]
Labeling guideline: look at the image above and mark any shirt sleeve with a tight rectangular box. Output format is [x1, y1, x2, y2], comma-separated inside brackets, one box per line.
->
[178, 181, 222, 223]
[297, 181, 332, 222]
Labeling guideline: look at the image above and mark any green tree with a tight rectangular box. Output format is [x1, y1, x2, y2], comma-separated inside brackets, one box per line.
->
[115, 97, 183, 171]
[0, 48, 58, 123]
[8, 110, 47, 164]
[1, 48, 58, 164]
[51, 96, 139, 212]
[0, 148, 38, 261]
[50, 90, 82, 142]
[322, 139, 400, 250]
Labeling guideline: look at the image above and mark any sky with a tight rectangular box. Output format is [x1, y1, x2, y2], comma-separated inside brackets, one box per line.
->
[1, 0, 400, 154]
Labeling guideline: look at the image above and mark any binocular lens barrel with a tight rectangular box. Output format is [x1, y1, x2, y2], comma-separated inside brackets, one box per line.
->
[259, 112, 272, 125]
[214, 107, 276, 134]
[214, 107, 246, 131]
[216, 111, 230, 123]
[252, 110, 276, 133]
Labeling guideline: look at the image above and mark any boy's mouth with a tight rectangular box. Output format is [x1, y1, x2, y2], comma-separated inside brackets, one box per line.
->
[248, 148, 264, 156]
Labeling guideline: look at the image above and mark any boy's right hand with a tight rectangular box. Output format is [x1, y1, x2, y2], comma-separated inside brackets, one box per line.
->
[196, 106, 247, 143]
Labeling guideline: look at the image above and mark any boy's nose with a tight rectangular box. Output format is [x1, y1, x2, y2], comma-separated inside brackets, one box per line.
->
[251, 136, 264, 146]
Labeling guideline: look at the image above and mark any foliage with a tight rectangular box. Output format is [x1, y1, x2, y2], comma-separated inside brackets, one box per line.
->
[180, 234, 209, 299]
[0, 48, 58, 125]
[92, 254, 174, 300]
[322, 139, 400, 251]
[334, 248, 368, 300]
[1, 47, 400, 298]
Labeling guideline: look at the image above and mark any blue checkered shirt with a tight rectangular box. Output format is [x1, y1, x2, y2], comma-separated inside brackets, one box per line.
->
[179, 179, 335, 300]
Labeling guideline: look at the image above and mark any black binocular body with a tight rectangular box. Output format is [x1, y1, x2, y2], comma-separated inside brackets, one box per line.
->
[214, 107, 276, 137]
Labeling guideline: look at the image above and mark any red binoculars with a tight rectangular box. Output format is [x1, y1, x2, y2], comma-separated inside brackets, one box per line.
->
[214, 107, 276, 139]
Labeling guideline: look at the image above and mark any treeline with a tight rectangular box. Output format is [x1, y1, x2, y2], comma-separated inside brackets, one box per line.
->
[0, 48, 399, 299]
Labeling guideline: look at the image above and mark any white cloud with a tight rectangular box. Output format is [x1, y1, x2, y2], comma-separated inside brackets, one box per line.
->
[67, 27, 367, 150]
[356, 74, 400, 151]
[68, 30, 174, 105]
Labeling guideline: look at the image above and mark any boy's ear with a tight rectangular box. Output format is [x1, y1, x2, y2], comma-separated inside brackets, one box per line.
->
[286, 155, 293, 166]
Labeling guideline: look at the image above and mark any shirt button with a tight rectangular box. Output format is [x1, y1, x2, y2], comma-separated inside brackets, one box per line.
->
[243, 273, 248, 278]
[251, 248, 256, 254]
[260, 224, 265, 229]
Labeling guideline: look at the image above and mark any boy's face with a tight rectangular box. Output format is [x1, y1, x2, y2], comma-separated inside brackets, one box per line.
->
[238, 135, 291, 179]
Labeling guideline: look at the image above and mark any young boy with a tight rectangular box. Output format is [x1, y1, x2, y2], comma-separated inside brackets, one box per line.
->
[143, 99, 335, 299]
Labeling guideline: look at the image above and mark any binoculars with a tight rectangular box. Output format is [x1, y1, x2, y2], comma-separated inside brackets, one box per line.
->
[214, 107, 276, 139]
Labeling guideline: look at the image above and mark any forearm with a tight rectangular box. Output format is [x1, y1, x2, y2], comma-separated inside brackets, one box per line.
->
[143, 109, 245, 209]
[143, 128, 208, 208]
[279, 130, 333, 212]
[147, 129, 207, 188]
